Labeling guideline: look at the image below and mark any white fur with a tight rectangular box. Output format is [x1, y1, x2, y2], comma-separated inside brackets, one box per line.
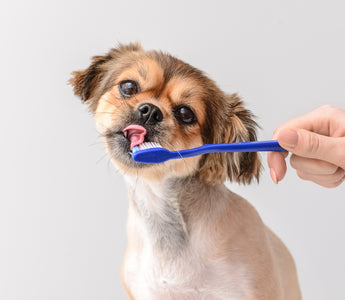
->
[122, 175, 274, 300]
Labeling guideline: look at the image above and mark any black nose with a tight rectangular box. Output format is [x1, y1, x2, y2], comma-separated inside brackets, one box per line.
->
[137, 103, 163, 125]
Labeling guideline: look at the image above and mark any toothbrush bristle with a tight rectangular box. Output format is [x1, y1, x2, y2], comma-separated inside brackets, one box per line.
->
[133, 142, 162, 153]
[138, 142, 162, 149]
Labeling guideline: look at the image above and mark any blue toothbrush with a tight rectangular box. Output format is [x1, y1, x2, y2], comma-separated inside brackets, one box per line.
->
[132, 140, 286, 164]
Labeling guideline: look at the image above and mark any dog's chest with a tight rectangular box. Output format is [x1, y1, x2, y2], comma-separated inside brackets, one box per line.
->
[123, 240, 252, 300]
[123, 178, 252, 299]
[123, 218, 251, 300]
[124, 245, 201, 299]
[123, 208, 201, 299]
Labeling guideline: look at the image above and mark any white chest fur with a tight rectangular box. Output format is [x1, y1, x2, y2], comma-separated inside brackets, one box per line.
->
[122, 176, 252, 300]
[124, 238, 205, 299]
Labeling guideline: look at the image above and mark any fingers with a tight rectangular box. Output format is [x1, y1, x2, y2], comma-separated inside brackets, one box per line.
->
[296, 167, 345, 188]
[276, 128, 345, 170]
[290, 154, 345, 187]
[273, 105, 345, 136]
[268, 105, 345, 186]
[267, 151, 288, 183]
[290, 155, 338, 175]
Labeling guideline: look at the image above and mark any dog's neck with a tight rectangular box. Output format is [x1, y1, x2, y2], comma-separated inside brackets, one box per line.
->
[124, 175, 190, 255]
[124, 175, 228, 256]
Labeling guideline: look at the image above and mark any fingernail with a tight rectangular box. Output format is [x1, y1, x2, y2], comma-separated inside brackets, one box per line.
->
[278, 129, 299, 148]
[270, 168, 278, 184]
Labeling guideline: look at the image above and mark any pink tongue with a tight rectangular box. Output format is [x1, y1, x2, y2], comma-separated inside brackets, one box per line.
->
[123, 125, 147, 150]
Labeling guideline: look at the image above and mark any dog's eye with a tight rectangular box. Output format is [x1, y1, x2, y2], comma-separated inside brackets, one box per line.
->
[174, 106, 197, 125]
[119, 80, 140, 97]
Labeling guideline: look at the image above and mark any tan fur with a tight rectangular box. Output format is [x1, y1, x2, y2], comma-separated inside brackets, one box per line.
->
[70, 43, 301, 299]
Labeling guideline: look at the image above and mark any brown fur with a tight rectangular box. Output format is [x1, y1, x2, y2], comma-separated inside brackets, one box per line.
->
[70, 43, 300, 299]
[69, 43, 261, 185]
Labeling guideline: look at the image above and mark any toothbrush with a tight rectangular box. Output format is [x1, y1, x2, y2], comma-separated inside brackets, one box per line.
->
[132, 140, 286, 164]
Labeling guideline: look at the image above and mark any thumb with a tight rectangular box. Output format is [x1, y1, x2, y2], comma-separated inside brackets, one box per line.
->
[277, 128, 345, 168]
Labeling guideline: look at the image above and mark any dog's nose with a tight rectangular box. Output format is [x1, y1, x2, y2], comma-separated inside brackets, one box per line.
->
[137, 103, 163, 125]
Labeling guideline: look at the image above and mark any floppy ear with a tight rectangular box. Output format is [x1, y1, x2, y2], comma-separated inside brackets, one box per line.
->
[69, 55, 111, 102]
[69, 42, 143, 110]
[198, 93, 262, 185]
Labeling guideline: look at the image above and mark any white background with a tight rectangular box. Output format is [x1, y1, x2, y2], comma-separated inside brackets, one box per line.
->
[1, 0, 344, 299]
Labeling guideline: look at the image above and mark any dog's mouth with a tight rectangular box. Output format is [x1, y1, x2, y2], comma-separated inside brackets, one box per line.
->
[104, 122, 165, 168]
[122, 125, 147, 150]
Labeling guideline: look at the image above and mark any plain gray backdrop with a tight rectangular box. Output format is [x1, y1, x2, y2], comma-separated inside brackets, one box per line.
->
[1, 0, 344, 299]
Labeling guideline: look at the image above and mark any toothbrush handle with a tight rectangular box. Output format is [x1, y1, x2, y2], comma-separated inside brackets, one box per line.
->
[178, 140, 286, 158]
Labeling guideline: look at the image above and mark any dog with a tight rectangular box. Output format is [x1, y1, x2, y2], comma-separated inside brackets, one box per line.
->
[70, 43, 301, 300]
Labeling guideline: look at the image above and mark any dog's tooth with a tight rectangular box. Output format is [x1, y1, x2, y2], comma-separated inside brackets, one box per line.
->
[123, 131, 128, 138]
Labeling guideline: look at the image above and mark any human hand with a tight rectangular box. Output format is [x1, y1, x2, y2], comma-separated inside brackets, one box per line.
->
[267, 105, 345, 188]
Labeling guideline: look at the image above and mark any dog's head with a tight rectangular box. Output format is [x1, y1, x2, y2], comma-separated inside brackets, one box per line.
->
[70, 43, 261, 185]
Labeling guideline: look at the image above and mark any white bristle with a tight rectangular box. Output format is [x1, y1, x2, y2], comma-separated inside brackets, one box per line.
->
[138, 142, 162, 150]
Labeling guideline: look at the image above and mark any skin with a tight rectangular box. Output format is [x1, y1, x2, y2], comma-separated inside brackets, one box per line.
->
[267, 105, 345, 188]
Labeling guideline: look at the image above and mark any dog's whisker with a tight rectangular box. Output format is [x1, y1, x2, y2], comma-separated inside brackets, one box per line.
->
[94, 111, 116, 115]
[164, 141, 190, 171]
[132, 170, 139, 203]
[102, 98, 119, 109]
[106, 156, 114, 171]
[88, 140, 106, 147]
[96, 152, 110, 164]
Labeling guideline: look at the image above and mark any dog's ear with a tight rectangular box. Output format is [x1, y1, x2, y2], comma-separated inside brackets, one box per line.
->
[198, 93, 262, 185]
[69, 54, 111, 102]
[69, 42, 143, 108]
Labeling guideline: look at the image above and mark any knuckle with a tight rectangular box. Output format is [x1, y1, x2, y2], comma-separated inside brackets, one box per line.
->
[307, 132, 321, 154]
[318, 160, 339, 175]
[321, 104, 343, 119]
[328, 163, 339, 175]
[314, 176, 338, 188]
[296, 170, 308, 180]
[289, 155, 298, 170]
[273, 126, 282, 138]
[322, 181, 342, 189]
[334, 167, 345, 179]
[320, 169, 344, 186]
[334, 139, 345, 169]
[321, 183, 335, 188]
[320, 104, 335, 112]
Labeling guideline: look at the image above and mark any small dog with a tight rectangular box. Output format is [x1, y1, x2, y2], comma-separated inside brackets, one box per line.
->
[70, 43, 301, 300]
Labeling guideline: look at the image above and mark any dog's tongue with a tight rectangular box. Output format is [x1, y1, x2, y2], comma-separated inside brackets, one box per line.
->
[123, 125, 147, 150]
